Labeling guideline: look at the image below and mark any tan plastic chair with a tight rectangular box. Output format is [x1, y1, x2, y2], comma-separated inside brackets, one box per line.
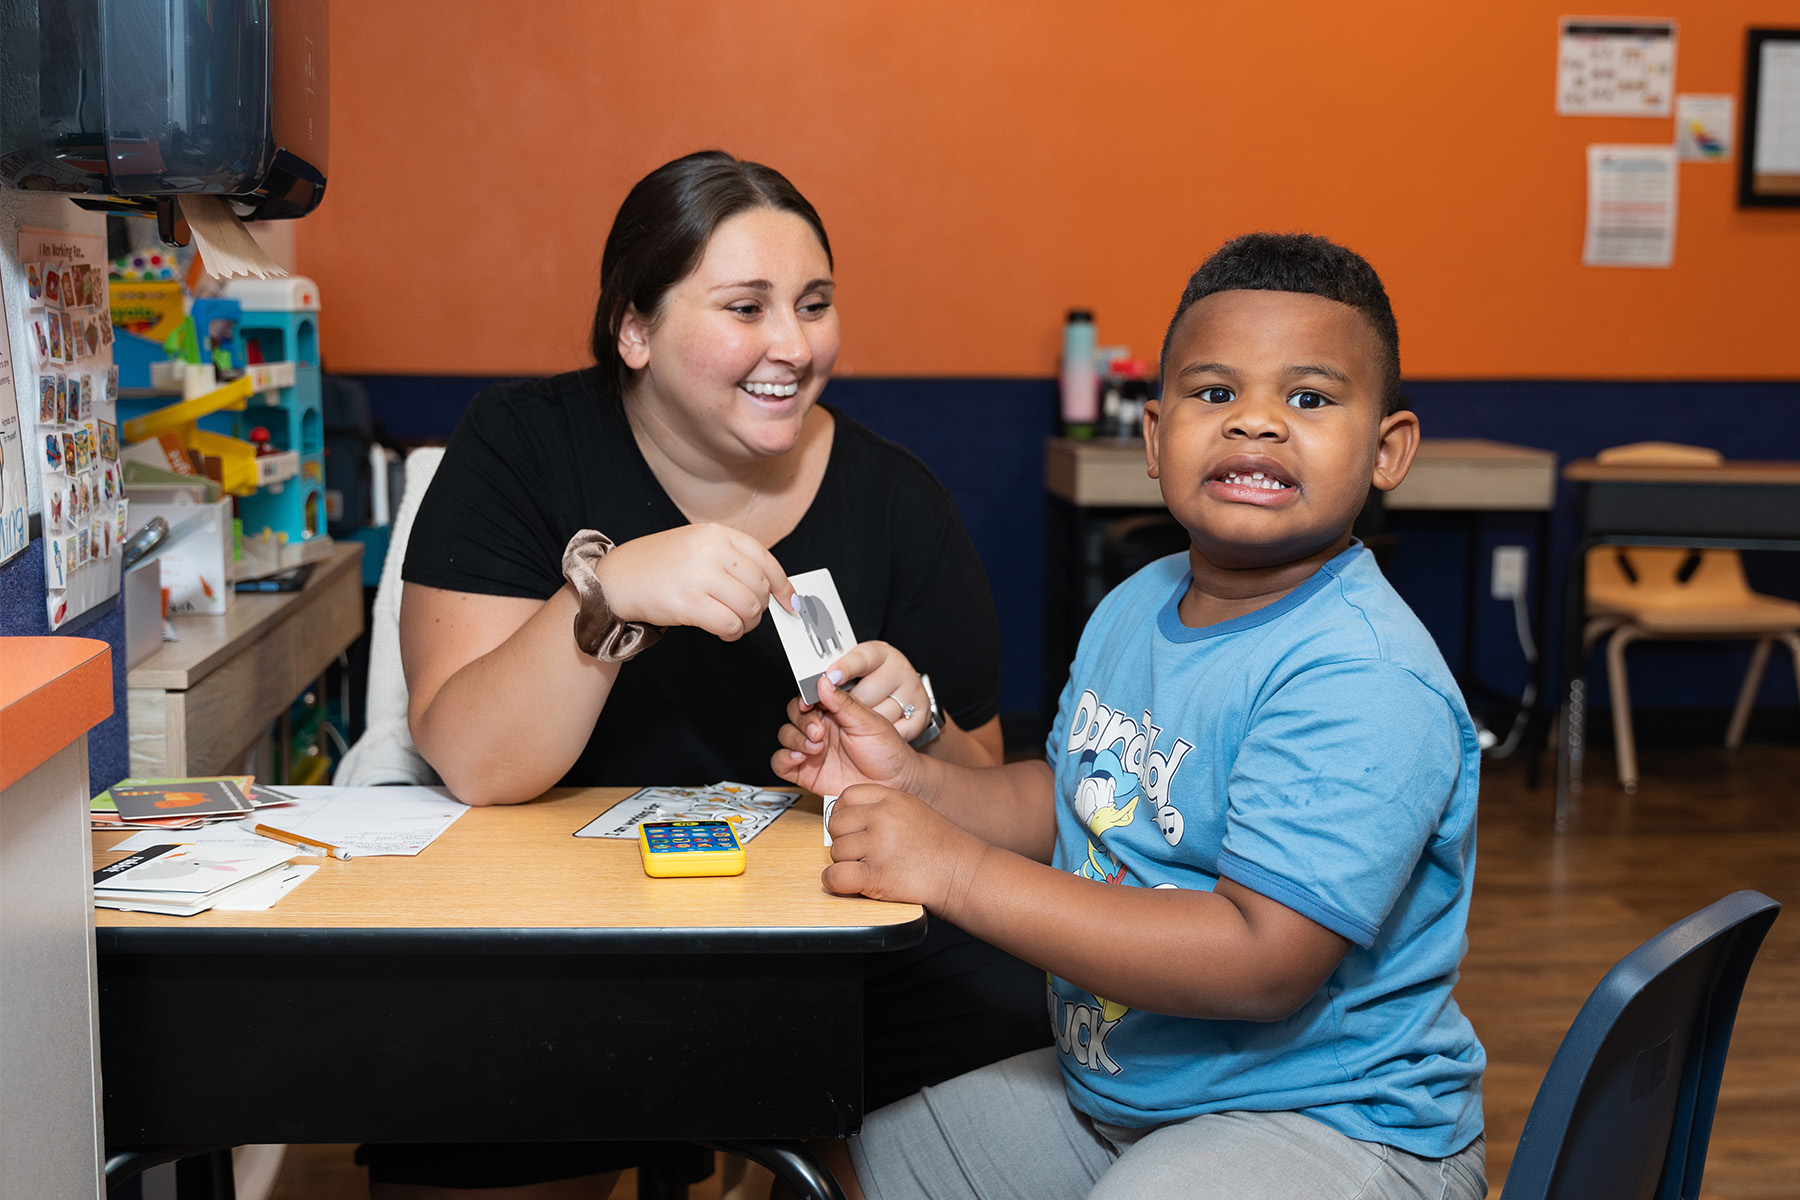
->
[1582, 443, 1800, 792]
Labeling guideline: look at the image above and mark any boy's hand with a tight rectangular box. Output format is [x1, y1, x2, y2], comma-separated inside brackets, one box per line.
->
[772, 672, 925, 797]
[823, 784, 991, 914]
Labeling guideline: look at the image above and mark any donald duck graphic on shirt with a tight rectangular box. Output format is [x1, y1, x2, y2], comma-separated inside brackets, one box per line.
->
[1072, 746, 1139, 885]
[1066, 746, 1141, 1026]
[1052, 693, 1197, 1074]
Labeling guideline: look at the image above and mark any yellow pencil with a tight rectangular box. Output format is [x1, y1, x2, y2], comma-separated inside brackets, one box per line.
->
[246, 821, 352, 860]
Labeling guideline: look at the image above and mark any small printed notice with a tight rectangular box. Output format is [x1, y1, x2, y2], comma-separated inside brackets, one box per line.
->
[1676, 94, 1735, 161]
[574, 783, 800, 845]
[1584, 144, 1677, 268]
[1557, 18, 1677, 117]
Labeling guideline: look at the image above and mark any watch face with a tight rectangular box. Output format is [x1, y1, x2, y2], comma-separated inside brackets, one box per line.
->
[910, 673, 945, 749]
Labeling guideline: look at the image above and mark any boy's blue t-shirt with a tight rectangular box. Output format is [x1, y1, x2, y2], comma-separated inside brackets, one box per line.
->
[1045, 543, 1485, 1157]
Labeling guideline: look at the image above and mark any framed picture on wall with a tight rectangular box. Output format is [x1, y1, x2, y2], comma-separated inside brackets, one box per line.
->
[1739, 28, 1800, 207]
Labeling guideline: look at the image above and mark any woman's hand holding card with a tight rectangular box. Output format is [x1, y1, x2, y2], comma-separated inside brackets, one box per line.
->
[594, 523, 796, 641]
[828, 640, 933, 743]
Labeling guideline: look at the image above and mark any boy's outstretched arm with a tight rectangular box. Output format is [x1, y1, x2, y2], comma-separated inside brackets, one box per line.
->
[826, 786, 1351, 1023]
[773, 674, 1059, 862]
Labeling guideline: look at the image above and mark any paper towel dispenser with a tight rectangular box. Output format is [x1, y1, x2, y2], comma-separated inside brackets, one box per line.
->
[0, 0, 328, 238]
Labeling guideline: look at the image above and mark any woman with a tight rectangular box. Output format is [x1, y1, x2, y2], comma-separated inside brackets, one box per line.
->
[380, 152, 1044, 1197]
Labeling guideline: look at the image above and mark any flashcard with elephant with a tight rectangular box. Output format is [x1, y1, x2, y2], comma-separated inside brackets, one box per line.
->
[769, 567, 858, 704]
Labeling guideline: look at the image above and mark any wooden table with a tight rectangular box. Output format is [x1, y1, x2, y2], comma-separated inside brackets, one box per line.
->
[1553, 459, 1800, 826]
[126, 541, 363, 779]
[93, 789, 922, 1199]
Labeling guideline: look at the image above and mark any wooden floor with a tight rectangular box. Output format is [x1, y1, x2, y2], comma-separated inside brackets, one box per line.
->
[266, 742, 1800, 1200]
[1467, 742, 1799, 1199]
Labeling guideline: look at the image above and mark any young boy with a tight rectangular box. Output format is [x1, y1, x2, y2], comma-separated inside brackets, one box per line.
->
[775, 233, 1486, 1200]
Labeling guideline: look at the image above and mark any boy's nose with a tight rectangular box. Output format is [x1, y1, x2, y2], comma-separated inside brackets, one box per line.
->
[1225, 396, 1289, 440]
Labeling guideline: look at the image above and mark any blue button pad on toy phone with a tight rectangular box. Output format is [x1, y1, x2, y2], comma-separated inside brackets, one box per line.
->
[644, 822, 737, 852]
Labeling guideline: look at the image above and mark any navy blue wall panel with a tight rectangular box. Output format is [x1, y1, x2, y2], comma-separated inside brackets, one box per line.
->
[1400, 380, 1800, 719]
[353, 374, 1800, 736]
[0, 536, 130, 790]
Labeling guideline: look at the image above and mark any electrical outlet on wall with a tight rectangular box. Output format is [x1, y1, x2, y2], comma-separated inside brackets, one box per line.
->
[1491, 545, 1528, 600]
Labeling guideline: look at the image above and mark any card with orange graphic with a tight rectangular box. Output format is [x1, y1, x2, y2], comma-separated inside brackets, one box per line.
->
[106, 778, 255, 822]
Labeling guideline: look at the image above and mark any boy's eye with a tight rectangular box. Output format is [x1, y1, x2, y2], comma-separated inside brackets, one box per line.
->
[1196, 386, 1234, 404]
[1288, 390, 1330, 410]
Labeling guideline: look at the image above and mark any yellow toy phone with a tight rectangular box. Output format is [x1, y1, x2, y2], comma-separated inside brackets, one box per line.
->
[637, 819, 746, 878]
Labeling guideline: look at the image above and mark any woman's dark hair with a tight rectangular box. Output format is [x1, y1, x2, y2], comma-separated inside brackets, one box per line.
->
[590, 150, 833, 398]
[1160, 232, 1403, 415]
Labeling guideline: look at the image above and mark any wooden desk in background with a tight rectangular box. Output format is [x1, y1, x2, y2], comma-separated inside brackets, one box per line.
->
[127, 541, 363, 779]
[94, 789, 921, 1200]
[1554, 459, 1800, 826]
[1043, 438, 1558, 733]
[1045, 436, 1558, 509]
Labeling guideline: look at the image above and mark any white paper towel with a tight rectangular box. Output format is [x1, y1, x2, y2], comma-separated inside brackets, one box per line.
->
[180, 196, 289, 279]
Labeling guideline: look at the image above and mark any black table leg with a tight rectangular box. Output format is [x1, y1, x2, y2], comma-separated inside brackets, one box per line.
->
[175, 1148, 237, 1200]
[1460, 513, 1481, 688]
[637, 1143, 715, 1200]
[1555, 535, 1600, 829]
[1523, 508, 1554, 790]
[104, 1146, 220, 1195]
[709, 1140, 848, 1200]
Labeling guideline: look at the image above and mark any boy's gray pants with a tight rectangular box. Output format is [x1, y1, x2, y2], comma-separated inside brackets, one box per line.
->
[847, 1048, 1487, 1200]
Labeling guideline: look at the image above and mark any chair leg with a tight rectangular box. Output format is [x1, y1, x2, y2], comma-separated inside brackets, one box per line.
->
[1785, 634, 1800, 744]
[1605, 628, 1641, 793]
[704, 1141, 847, 1200]
[1726, 638, 1774, 750]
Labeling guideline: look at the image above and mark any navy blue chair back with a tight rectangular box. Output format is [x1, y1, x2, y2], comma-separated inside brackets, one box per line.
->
[1503, 889, 1780, 1200]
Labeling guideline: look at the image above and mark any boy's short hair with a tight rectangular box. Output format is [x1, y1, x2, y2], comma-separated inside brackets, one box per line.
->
[1160, 233, 1403, 416]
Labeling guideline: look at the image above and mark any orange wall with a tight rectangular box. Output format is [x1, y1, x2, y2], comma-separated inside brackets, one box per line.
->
[300, 1, 1800, 380]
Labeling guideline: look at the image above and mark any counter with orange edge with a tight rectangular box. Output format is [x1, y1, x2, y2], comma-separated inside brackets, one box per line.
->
[1, 636, 113, 1200]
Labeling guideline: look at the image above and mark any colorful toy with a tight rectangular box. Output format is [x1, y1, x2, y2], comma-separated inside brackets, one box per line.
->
[637, 820, 747, 878]
[224, 277, 323, 549]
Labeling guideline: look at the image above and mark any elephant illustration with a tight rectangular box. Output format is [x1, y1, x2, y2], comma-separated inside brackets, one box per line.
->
[795, 594, 843, 657]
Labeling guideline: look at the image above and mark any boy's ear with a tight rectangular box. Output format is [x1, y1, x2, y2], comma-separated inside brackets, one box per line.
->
[1142, 399, 1162, 479]
[617, 306, 652, 371]
[1370, 409, 1421, 493]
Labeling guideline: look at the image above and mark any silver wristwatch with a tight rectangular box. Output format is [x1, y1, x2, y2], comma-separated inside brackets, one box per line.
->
[909, 673, 944, 749]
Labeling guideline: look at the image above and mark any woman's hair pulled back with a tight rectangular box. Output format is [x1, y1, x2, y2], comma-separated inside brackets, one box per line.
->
[590, 150, 833, 398]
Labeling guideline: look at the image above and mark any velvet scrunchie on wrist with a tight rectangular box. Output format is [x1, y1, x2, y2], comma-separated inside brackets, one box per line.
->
[561, 530, 665, 662]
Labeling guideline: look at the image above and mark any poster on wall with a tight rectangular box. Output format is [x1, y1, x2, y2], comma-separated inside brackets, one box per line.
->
[1675, 94, 1735, 162]
[1557, 18, 1677, 117]
[0, 272, 27, 563]
[1583, 144, 1677, 268]
[1740, 29, 1800, 207]
[18, 226, 121, 627]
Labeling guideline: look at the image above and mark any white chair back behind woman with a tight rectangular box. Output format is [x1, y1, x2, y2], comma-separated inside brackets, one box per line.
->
[335, 447, 445, 786]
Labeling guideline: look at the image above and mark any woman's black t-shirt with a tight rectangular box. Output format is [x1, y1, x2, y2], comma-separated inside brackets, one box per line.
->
[403, 369, 1002, 788]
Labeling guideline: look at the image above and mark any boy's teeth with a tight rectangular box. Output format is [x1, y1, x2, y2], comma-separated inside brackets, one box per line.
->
[1222, 471, 1290, 490]
[742, 381, 798, 397]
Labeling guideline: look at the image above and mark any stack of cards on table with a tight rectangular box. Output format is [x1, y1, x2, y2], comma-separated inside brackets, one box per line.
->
[93, 843, 303, 916]
[91, 776, 297, 831]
